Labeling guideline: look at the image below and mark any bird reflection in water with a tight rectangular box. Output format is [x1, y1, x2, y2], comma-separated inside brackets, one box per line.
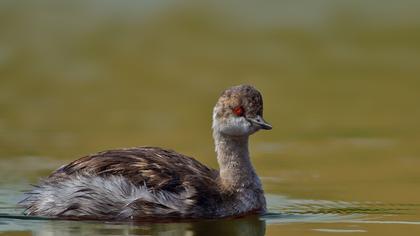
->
[30, 215, 266, 236]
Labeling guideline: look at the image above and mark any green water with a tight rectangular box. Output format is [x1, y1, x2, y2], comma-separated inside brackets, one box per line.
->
[1, 1, 420, 235]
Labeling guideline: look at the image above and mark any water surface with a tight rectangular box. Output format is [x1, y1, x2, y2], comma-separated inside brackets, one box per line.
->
[1, 1, 420, 235]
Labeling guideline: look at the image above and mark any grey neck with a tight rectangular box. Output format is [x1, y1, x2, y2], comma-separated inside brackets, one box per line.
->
[213, 131, 260, 190]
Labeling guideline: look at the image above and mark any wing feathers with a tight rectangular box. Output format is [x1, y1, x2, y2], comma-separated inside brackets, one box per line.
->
[21, 147, 221, 219]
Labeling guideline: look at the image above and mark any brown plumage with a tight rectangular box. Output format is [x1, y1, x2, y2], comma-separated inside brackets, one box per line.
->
[20, 85, 272, 220]
[55, 147, 218, 193]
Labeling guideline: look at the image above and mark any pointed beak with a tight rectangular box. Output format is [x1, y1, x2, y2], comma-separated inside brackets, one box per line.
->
[247, 116, 272, 130]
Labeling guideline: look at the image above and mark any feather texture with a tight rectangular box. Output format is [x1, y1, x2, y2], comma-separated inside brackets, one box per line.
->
[20, 85, 270, 220]
[21, 147, 227, 219]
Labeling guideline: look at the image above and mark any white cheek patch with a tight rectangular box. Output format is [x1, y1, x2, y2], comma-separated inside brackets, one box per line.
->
[217, 117, 251, 136]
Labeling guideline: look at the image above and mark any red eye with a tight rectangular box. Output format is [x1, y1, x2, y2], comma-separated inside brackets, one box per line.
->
[233, 106, 245, 116]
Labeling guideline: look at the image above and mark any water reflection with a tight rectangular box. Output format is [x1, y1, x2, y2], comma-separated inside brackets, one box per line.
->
[1, 192, 420, 235]
[25, 215, 266, 236]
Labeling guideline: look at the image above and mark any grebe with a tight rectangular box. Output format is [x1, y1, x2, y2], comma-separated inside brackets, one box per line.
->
[20, 85, 272, 220]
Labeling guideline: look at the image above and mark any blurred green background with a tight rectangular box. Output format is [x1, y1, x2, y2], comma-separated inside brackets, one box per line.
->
[0, 1, 420, 235]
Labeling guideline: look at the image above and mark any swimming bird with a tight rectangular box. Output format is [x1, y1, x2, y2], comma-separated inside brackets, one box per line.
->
[20, 85, 272, 220]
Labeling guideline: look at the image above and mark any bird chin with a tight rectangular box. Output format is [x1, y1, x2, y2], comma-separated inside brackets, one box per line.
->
[215, 122, 252, 137]
[222, 128, 249, 137]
